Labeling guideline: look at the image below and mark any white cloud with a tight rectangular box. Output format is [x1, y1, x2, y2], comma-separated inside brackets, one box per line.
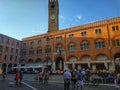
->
[59, 15, 65, 19]
[76, 15, 82, 20]
[59, 14, 65, 23]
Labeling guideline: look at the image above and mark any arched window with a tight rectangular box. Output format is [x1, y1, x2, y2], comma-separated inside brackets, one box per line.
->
[95, 39, 105, 49]
[113, 39, 120, 47]
[29, 48, 34, 56]
[45, 45, 51, 53]
[80, 40, 89, 50]
[37, 47, 42, 55]
[56, 44, 63, 53]
[68, 43, 76, 52]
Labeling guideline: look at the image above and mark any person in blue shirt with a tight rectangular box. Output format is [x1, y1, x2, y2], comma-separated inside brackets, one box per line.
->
[19, 70, 23, 84]
[76, 69, 84, 90]
[63, 69, 71, 90]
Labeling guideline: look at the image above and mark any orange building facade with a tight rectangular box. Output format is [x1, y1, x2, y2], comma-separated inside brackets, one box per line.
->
[20, 17, 120, 72]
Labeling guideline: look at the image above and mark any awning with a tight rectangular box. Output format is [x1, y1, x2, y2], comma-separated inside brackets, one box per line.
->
[12, 65, 45, 69]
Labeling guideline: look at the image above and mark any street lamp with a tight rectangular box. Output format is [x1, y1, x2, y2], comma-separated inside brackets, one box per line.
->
[45, 36, 50, 69]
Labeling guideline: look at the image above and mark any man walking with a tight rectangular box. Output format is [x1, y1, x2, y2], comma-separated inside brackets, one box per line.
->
[19, 70, 23, 84]
[76, 69, 84, 90]
[63, 69, 71, 90]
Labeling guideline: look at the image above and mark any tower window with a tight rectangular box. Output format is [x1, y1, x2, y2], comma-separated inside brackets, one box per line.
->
[51, 1, 55, 8]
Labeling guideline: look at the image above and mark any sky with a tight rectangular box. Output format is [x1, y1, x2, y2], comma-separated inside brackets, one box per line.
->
[0, 0, 120, 40]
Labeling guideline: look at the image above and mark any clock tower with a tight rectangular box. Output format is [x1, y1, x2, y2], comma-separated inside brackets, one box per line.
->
[48, 0, 59, 32]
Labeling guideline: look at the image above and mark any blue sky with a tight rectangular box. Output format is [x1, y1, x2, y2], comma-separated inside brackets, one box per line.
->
[0, 0, 120, 40]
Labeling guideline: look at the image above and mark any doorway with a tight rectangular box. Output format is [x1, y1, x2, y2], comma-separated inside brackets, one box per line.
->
[56, 57, 64, 70]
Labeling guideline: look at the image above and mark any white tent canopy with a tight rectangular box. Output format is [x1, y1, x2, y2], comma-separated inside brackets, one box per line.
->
[12, 64, 45, 69]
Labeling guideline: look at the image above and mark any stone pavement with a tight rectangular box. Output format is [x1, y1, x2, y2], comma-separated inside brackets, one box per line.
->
[0, 79, 33, 90]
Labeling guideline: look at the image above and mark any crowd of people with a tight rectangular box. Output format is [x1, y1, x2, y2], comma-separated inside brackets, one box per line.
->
[38, 69, 50, 84]
[63, 68, 120, 90]
[0, 68, 120, 90]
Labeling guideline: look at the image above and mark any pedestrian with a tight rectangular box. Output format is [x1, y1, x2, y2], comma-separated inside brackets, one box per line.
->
[115, 73, 120, 90]
[63, 69, 71, 90]
[2, 72, 7, 80]
[76, 69, 84, 90]
[14, 70, 20, 85]
[19, 70, 23, 84]
[39, 70, 43, 84]
[43, 69, 50, 84]
[71, 69, 77, 90]
[84, 69, 91, 84]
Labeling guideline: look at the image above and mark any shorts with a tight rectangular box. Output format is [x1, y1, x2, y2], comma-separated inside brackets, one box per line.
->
[77, 80, 83, 87]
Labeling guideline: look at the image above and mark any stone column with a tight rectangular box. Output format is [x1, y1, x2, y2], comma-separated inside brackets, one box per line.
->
[59, 60, 62, 70]
[104, 61, 108, 69]
[92, 64, 96, 71]
[88, 62, 91, 68]
[72, 63, 75, 69]
[64, 63, 68, 70]
[52, 62, 55, 72]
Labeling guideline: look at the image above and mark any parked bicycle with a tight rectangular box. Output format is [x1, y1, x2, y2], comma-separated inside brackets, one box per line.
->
[84, 77, 101, 86]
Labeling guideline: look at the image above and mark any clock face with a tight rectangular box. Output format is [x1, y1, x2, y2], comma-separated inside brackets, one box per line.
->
[50, 15, 55, 20]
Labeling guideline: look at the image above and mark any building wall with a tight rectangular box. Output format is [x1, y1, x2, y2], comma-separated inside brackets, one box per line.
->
[0, 34, 21, 72]
[21, 17, 120, 72]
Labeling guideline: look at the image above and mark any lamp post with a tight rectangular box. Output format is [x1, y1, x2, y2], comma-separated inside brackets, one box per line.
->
[45, 36, 50, 69]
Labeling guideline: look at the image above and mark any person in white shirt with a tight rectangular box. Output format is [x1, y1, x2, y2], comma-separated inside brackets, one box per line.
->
[63, 69, 71, 90]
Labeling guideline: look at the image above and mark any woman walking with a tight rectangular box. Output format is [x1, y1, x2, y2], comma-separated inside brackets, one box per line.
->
[15, 71, 20, 85]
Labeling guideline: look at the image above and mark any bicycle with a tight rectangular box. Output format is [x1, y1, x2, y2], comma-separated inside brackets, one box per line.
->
[84, 77, 100, 86]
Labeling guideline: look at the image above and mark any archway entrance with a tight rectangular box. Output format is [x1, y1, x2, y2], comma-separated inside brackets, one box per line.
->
[13, 64, 17, 73]
[114, 53, 120, 73]
[56, 57, 64, 70]
[8, 63, 12, 73]
[2, 63, 7, 72]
